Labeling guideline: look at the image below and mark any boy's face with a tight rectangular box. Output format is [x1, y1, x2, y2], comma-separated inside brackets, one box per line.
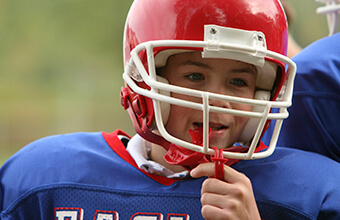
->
[158, 51, 257, 149]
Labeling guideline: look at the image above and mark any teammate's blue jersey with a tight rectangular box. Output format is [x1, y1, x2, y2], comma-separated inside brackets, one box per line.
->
[263, 33, 340, 163]
[1, 130, 340, 219]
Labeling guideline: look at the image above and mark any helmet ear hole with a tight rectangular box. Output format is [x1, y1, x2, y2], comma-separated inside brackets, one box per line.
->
[238, 90, 271, 143]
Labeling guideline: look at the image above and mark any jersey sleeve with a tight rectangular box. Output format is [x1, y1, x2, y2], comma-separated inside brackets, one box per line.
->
[0, 132, 112, 212]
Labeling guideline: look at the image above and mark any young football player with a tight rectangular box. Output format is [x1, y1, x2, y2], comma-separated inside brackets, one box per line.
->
[1, 0, 340, 219]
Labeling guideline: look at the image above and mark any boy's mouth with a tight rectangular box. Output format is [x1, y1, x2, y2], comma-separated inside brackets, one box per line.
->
[193, 122, 227, 131]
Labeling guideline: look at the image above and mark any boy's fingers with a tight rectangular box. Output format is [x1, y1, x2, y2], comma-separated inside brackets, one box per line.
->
[190, 162, 246, 184]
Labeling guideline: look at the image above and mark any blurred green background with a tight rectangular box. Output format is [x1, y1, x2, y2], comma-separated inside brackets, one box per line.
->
[0, 0, 337, 165]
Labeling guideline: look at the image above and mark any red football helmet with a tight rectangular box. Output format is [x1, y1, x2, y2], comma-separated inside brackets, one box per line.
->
[121, 0, 296, 160]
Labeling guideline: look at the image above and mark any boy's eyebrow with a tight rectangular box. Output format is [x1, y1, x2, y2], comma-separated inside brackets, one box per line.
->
[179, 60, 256, 75]
[231, 67, 257, 75]
[179, 60, 213, 70]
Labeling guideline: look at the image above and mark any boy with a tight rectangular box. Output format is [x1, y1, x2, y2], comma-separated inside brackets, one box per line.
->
[1, 0, 340, 219]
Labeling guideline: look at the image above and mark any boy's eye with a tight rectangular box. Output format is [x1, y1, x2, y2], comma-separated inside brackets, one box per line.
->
[186, 73, 204, 81]
[230, 78, 247, 87]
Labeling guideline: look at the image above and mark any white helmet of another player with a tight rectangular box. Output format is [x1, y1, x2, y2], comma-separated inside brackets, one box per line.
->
[316, 0, 340, 35]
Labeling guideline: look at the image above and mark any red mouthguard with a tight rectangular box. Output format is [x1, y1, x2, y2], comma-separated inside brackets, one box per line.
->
[163, 126, 245, 179]
[163, 127, 211, 170]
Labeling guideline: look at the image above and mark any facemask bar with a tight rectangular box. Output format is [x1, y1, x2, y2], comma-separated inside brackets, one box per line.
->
[123, 39, 296, 160]
[316, 0, 340, 35]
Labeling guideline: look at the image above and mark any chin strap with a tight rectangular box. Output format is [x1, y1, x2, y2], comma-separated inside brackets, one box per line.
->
[211, 146, 249, 180]
[163, 127, 211, 170]
[163, 127, 248, 179]
[211, 147, 228, 180]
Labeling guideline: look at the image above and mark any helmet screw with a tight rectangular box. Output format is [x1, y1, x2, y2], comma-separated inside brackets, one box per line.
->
[210, 27, 218, 35]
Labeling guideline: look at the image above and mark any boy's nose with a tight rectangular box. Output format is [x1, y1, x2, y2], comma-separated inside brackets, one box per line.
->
[205, 84, 232, 108]
[209, 98, 232, 109]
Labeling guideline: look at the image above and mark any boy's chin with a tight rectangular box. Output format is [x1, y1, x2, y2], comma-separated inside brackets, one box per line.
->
[209, 136, 234, 147]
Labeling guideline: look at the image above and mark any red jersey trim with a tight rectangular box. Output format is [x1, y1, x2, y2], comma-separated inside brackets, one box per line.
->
[102, 130, 181, 186]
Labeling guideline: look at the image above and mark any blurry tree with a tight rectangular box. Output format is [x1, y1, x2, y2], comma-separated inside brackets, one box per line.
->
[286, 0, 334, 47]
[0, 0, 134, 164]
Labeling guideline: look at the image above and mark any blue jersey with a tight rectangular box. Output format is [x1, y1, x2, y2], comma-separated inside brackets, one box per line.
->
[1, 130, 340, 219]
[263, 33, 340, 162]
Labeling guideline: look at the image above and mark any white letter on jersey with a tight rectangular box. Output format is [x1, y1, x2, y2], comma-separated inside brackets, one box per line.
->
[131, 213, 163, 220]
[55, 207, 84, 220]
[167, 214, 190, 220]
[94, 210, 119, 220]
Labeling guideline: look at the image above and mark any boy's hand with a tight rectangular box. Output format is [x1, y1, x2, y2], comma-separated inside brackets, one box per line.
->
[190, 163, 261, 220]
